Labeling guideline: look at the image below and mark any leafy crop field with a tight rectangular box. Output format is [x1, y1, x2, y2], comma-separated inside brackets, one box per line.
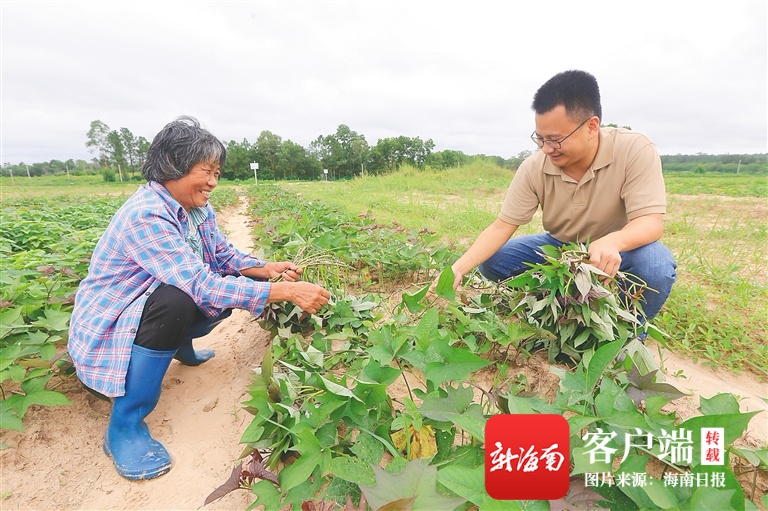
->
[1, 194, 127, 430]
[0, 168, 766, 510]
[290, 165, 768, 377]
[226, 179, 767, 510]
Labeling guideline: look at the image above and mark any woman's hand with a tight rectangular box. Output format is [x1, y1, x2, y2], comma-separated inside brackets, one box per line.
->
[263, 261, 304, 281]
[268, 281, 331, 314]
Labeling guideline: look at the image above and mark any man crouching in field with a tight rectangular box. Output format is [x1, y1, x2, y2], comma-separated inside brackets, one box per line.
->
[450, 70, 677, 328]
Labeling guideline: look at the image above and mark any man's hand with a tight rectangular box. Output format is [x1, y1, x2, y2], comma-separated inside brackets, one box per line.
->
[436, 219, 519, 290]
[430, 262, 466, 293]
[587, 238, 622, 277]
[588, 214, 665, 278]
[449, 262, 467, 289]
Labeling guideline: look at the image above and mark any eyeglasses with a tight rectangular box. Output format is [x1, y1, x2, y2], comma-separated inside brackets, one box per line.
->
[530, 117, 591, 149]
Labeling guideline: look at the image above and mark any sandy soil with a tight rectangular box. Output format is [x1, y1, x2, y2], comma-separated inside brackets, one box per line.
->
[1, 195, 766, 510]
[647, 343, 767, 443]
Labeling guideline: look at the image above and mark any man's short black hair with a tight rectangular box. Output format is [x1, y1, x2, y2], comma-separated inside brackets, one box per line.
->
[532, 70, 602, 122]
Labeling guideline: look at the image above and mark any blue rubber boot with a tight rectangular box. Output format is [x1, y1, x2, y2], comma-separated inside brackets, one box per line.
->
[173, 340, 214, 366]
[172, 310, 232, 366]
[104, 344, 175, 480]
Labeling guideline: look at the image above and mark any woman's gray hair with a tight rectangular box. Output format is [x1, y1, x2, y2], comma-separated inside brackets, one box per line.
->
[141, 116, 226, 183]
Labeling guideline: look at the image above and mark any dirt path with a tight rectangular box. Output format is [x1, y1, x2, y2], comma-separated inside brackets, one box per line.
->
[0, 194, 765, 510]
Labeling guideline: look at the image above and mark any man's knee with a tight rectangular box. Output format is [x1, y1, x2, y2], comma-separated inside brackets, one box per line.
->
[640, 251, 676, 283]
[623, 243, 676, 275]
[477, 261, 502, 282]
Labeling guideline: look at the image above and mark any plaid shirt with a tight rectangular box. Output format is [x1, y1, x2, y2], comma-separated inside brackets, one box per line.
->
[68, 181, 270, 397]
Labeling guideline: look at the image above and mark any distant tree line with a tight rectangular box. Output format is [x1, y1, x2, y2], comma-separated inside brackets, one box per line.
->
[1, 120, 519, 181]
[218, 124, 514, 181]
[1, 120, 765, 180]
[661, 153, 767, 174]
[0, 158, 100, 178]
[0, 120, 152, 181]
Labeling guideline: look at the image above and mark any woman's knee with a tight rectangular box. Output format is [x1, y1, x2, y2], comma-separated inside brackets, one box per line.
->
[134, 285, 199, 350]
[151, 285, 198, 320]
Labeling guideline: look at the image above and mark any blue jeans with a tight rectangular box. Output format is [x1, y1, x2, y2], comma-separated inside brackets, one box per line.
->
[478, 233, 677, 321]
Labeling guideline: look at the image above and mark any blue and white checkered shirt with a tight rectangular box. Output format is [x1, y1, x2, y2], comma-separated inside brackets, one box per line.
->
[68, 181, 270, 397]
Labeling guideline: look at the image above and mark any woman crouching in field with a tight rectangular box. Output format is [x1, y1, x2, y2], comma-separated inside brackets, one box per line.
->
[67, 116, 330, 480]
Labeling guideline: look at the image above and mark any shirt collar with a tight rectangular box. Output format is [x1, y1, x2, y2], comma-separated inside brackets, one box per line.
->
[188, 205, 209, 226]
[146, 181, 210, 222]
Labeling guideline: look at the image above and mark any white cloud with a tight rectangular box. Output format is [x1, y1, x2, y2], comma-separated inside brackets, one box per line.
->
[2, 0, 766, 164]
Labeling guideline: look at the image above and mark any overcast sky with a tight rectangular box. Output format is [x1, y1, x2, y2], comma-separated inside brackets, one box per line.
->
[2, 0, 766, 165]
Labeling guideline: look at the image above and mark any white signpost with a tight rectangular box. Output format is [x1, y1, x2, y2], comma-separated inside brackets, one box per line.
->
[323, 168, 328, 182]
[250, 162, 259, 185]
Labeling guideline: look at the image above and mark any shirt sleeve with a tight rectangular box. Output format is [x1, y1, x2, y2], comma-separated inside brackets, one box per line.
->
[498, 160, 540, 226]
[621, 140, 667, 220]
[123, 206, 270, 318]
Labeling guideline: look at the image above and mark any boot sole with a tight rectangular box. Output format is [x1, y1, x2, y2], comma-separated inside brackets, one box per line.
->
[104, 440, 172, 480]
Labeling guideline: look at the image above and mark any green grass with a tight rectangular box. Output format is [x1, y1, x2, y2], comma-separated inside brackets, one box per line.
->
[0, 174, 144, 198]
[658, 192, 767, 375]
[290, 166, 768, 377]
[663, 171, 767, 197]
[288, 161, 542, 243]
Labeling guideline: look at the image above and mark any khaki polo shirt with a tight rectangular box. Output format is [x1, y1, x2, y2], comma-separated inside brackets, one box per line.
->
[499, 127, 666, 243]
